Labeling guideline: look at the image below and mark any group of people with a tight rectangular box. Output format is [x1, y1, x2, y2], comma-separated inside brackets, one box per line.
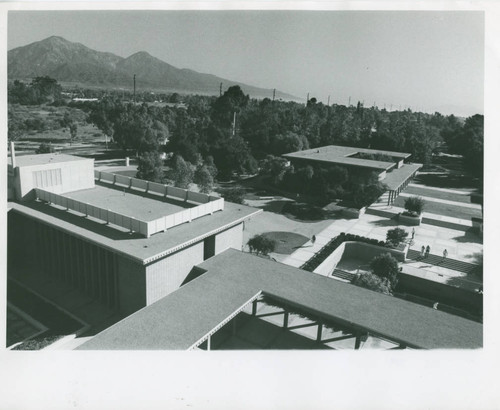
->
[420, 245, 448, 261]
[420, 245, 431, 258]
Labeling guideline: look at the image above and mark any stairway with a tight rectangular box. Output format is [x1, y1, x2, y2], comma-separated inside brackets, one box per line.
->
[406, 249, 479, 275]
[331, 269, 356, 282]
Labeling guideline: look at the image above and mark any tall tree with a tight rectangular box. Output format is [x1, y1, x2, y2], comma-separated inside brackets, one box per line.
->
[136, 151, 164, 183]
[169, 155, 194, 188]
[194, 165, 215, 193]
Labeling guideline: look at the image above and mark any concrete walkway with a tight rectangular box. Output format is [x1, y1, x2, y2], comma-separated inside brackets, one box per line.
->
[401, 262, 482, 292]
[278, 209, 482, 270]
[279, 217, 360, 268]
[368, 193, 481, 231]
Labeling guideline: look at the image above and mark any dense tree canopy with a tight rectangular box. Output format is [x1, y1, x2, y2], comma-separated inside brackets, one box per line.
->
[136, 151, 164, 183]
[79, 85, 482, 188]
[9, 77, 62, 105]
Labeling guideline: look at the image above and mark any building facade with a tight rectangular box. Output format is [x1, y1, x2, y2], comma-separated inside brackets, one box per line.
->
[8, 152, 260, 316]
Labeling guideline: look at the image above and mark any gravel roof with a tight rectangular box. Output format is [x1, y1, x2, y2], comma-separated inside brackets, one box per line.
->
[78, 249, 482, 350]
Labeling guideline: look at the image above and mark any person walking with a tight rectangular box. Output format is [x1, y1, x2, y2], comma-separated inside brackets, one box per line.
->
[420, 245, 425, 258]
[425, 245, 430, 258]
[411, 228, 415, 240]
[442, 249, 448, 261]
[311, 235, 316, 245]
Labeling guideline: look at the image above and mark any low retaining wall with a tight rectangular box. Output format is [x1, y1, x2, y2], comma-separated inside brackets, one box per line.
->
[341, 206, 366, 219]
[398, 273, 482, 313]
[398, 213, 422, 226]
[314, 241, 407, 277]
[366, 206, 479, 233]
[421, 215, 475, 232]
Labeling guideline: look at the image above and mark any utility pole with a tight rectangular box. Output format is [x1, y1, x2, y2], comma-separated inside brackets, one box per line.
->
[133, 74, 136, 103]
[327, 95, 330, 106]
[307, 93, 309, 104]
[273, 88, 276, 101]
[220, 82, 223, 97]
[232, 112, 236, 137]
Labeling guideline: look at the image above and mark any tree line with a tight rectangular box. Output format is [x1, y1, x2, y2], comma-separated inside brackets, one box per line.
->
[8, 78, 484, 188]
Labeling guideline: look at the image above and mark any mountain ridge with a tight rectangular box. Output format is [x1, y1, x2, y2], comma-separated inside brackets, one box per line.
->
[8, 36, 298, 100]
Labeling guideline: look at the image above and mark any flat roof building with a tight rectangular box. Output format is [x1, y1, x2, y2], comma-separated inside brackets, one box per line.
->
[283, 145, 422, 205]
[78, 249, 482, 350]
[8, 153, 261, 317]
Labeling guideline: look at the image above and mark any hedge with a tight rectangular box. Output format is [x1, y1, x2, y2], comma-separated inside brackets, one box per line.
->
[301, 232, 387, 272]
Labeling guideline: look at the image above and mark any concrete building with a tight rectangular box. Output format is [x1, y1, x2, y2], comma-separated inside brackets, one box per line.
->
[8, 153, 261, 316]
[77, 249, 482, 350]
[283, 145, 422, 205]
[8, 148, 94, 201]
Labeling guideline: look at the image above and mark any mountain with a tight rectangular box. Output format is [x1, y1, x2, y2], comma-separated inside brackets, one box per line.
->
[8, 36, 297, 100]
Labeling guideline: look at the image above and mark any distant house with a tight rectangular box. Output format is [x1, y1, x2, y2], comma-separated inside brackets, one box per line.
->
[72, 97, 99, 102]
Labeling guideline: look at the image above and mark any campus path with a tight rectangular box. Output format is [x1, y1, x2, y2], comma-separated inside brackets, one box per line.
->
[242, 209, 333, 257]
[274, 211, 482, 269]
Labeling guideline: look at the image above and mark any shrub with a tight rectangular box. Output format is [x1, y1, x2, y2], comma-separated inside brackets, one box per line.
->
[36, 142, 54, 154]
[404, 196, 425, 216]
[220, 187, 245, 204]
[386, 228, 409, 247]
[370, 253, 400, 286]
[352, 273, 393, 295]
[247, 234, 276, 256]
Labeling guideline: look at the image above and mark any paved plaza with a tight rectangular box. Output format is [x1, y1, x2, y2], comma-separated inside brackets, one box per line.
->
[275, 212, 482, 267]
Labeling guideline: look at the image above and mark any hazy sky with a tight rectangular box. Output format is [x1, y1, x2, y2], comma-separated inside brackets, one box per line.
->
[8, 10, 484, 116]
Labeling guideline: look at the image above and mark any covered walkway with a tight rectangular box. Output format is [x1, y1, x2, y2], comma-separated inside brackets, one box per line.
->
[78, 249, 482, 350]
[384, 163, 422, 205]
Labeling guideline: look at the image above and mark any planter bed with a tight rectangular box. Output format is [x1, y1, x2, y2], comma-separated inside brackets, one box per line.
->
[398, 212, 422, 226]
[301, 233, 387, 272]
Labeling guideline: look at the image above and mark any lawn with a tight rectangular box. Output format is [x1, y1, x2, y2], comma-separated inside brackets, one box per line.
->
[261, 231, 310, 254]
[242, 211, 332, 253]
[405, 185, 478, 204]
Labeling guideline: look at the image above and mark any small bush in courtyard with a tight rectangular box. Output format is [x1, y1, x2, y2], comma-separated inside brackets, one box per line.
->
[352, 272, 393, 295]
[247, 234, 276, 256]
[386, 227, 408, 247]
[370, 252, 400, 287]
[404, 196, 425, 216]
